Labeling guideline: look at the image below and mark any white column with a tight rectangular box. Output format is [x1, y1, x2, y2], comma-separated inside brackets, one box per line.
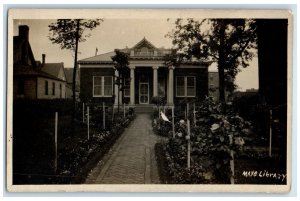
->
[153, 66, 158, 97]
[168, 66, 175, 105]
[130, 66, 135, 105]
[114, 70, 119, 106]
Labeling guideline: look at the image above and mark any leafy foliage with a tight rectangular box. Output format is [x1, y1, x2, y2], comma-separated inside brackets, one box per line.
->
[151, 96, 167, 106]
[48, 19, 103, 102]
[111, 49, 130, 109]
[48, 19, 103, 50]
[166, 18, 257, 100]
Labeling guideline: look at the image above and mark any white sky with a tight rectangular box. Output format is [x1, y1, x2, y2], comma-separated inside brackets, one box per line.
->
[13, 19, 258, 91]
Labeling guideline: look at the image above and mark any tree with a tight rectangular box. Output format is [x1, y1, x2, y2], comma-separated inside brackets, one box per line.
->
[166, 19, 257, 102]
[48, 19, 103, 103]
[111, 49, 130, 113]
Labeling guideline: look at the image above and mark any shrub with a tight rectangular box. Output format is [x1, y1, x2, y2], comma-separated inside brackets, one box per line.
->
[156, 97, 254, 184]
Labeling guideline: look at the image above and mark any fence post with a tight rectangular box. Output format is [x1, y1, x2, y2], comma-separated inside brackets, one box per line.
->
[187, 119, 191, 169]
[103, 102, 106, 129]
[172, 106, 175, 138]
[269, 109, 273, 157]
[159, 106, 161, 119]
[187, 103, 189, 118]
[193, 103, 196, 125]
[82, 102, 85, 123]
[123, 103, 126, 118]
[87, 106, 90, 140]
[112, 105, 114, 122]
[229, 134, 235, 184]
[54, 112, 58, 174]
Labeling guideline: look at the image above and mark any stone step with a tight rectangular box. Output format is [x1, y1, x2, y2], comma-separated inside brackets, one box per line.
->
[134, 105, 154, 113]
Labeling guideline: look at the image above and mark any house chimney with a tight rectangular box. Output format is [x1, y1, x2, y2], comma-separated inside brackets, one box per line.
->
[19, 25, 29, 41]
[42, 54, 46, 65]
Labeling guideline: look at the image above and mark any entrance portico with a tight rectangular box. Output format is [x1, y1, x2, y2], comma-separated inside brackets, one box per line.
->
[129, 64, 174, 106]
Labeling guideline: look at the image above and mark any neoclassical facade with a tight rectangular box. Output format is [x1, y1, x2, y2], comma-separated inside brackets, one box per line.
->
[78, 38, 209, 106]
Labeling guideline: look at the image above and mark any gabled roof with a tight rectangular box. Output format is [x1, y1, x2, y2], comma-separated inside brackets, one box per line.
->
[64, 68, 74, 83]
[132, 37, 156, 49]
[13, 25, 67, 82]
[14, 65, 65, 81]
[78, 38, 163, 64]
[41, 63, 64, 78]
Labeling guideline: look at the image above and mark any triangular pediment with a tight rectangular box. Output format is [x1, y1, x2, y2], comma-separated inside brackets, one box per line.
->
[132, 37, 157, 50]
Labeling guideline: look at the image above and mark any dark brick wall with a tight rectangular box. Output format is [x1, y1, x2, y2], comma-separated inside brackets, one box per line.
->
[80, 66, 208, 104]
[80, 67, 115, 104]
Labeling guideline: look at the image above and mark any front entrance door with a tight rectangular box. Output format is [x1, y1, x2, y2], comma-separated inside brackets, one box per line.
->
[139, 83, 149, 104]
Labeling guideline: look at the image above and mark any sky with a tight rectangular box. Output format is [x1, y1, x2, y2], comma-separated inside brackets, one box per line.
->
[13, 19, 258, 91]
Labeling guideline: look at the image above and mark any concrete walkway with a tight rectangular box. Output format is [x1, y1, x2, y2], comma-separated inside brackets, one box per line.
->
[85, 113, 161, 184]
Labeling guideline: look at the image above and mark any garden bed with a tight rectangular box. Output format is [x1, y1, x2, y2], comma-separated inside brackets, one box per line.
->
[155, 141, 286, 184]
[153, 97, 287, 184]
[13, 100, 135, 184]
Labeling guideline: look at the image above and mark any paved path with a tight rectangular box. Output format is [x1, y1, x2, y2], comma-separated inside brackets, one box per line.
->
[85, 113, 162, 184]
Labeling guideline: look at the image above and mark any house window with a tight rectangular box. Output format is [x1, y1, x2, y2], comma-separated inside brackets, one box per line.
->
[176, 76, 196, 97]
[104, 76, 113, 96]
[93, 76, 113, 97]
[45, 80, 48, 95]
[52, 82, 55, 95]
[123, 76, 130, 97]
[93, 76, 102, 96]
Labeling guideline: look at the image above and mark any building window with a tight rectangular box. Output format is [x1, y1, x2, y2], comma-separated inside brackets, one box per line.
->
[93, 76, 102, 96]
[123, 76, 130, 97]
[45, 80, 48, 95]
[104, 76, 113, 96]
[176, 76, 196, 97]
[52, 82, 55, 95]
[93, 76, 113, 97]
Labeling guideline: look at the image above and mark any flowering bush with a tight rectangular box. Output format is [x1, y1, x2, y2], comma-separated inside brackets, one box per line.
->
[157, 97, 254, 184]
[152, 118, 172, 137]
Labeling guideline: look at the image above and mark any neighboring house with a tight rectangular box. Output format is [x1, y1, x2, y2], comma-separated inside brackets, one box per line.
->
[13, 25, 67, 99]
[64, 68, 80, 99]
[233, 89, 259, 99]
[78, 38, 209, 106]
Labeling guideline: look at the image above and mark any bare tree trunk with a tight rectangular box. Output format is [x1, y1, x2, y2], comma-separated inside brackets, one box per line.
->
[72, 20, 80, 121]
[118, 84, 120, 114]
